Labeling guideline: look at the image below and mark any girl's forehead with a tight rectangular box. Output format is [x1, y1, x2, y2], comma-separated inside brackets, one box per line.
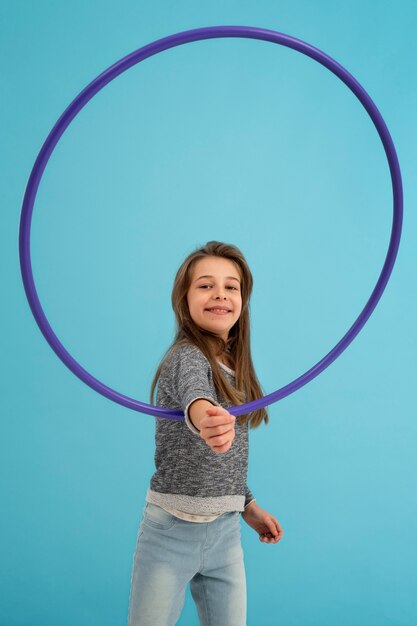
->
[192, 257, 240, 277]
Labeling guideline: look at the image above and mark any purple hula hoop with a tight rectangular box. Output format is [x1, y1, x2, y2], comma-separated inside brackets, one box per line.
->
[19, 26, 403, 420]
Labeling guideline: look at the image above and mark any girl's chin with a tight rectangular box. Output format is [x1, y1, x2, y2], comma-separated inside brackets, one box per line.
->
[199, 324, 229, 337]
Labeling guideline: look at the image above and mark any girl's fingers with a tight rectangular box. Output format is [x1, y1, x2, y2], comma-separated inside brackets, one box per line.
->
[261, 522, 283, 543]
[205, 415, 235, 428]
[208, 426, 234, 439]
[202, 415, 231, 428]
[201, 411, 235, 453]
[211, 430, 234, 447]
[206, 407, 234, 419]
[261, 533, 279, 543]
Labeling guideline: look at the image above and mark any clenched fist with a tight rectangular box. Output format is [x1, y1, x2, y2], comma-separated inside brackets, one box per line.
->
[199, 406, 236, 454]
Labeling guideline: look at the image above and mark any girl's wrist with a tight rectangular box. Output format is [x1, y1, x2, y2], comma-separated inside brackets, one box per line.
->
[189, 416, 200, 432]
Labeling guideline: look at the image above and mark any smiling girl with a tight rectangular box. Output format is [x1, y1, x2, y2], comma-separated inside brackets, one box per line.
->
[128, 241, 284, 626]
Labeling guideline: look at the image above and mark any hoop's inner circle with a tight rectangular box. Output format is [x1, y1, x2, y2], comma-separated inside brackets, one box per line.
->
[19, 26, 403, 419]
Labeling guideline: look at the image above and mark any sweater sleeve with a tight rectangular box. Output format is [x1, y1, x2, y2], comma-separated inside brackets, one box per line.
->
[244, 484, 256, 508]
[169, 344, 223, 436]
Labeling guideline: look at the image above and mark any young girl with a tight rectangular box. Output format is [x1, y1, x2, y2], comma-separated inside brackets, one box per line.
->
[128, 241, 283, 626]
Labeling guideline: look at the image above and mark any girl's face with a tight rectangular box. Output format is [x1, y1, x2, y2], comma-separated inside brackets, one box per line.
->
[187, 256, 243, 343]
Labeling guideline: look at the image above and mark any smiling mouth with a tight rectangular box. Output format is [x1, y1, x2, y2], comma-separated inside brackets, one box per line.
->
[205, 308, 231, 315]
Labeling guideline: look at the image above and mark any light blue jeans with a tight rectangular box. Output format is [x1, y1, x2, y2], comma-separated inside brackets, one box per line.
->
[128, 502, 247, 626]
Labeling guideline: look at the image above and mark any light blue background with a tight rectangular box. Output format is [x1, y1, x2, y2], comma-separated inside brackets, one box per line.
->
[1, 1, 416, 625]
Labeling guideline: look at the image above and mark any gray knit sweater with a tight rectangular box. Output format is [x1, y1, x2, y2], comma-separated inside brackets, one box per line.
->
[146, 342, 255, 515]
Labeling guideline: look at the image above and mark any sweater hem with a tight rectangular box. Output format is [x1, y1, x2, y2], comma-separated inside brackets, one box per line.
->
[147, 488, 246, 515]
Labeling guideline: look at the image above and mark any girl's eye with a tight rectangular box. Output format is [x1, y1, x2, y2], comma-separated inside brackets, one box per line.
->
[199, 285, 238, 290]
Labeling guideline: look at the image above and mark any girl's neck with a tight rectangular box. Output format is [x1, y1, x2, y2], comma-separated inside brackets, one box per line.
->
[218, 351, 233, 369]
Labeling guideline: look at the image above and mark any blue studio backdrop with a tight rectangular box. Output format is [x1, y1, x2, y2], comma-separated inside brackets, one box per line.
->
[1, 1, 416, 625]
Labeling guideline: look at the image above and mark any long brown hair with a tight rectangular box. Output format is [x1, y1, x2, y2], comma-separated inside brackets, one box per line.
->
[150, 241, 269, 429]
